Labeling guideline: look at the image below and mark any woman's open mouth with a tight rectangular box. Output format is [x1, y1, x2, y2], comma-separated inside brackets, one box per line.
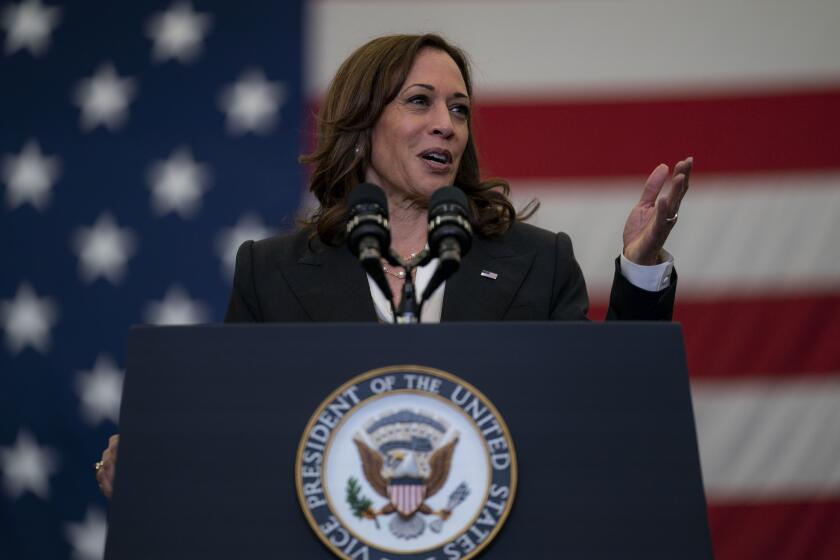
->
[418, 149, 453, 172]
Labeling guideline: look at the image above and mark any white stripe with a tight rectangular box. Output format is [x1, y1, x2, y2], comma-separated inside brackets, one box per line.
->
[691, 376, 840, 501]
[509, 173, 840, 297]
[307, 0, 840, 96]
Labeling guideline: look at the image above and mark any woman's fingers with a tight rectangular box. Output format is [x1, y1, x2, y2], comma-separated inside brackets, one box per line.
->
[96, 434, 119, 499]
[663, 173, 685, 220]
[667, 157, 692, 217]
[96, 456, 113, 498]
[108, 434, 119, 459]
[656, 157, 692, 225]
[624, 156, 693, 264]
[638, 163, 670, 205]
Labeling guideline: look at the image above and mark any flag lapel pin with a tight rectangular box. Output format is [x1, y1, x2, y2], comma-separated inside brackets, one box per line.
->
[480, 270, 498, 280]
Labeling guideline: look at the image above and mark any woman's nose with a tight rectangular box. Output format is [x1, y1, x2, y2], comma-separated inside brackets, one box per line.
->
[429, 103, 454, 138]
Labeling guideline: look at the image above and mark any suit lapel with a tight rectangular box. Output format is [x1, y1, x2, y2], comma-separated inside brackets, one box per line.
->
[279, 238, 378, 322]
[442, 236, 535, 321]
[277, 233, 534, 322]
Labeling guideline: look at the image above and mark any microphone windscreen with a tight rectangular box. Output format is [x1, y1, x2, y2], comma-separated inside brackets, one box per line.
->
[428, 186, 469, 216]
[348, 182, 388, 216]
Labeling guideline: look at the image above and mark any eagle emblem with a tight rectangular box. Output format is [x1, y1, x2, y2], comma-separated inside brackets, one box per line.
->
[348, 409, 466, 539]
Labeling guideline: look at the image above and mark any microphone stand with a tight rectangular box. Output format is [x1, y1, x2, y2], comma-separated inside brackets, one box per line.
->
[387, 248, 431, 324]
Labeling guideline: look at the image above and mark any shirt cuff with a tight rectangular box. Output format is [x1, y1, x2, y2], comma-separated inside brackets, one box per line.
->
[620, 250, 675, 292]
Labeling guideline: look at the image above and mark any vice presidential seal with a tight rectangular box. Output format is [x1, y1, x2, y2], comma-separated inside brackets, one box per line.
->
[296, 365, 517, 560]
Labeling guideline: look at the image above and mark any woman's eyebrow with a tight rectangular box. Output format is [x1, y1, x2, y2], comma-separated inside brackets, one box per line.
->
[402, 83, 469, 100]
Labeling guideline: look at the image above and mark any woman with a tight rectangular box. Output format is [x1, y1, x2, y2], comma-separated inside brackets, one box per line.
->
[96, 33, 690, 496]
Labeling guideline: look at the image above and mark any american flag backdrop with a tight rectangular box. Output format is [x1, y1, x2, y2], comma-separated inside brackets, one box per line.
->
[3, 1, 840, 559]
[307, 2, 840, 558]
[1, 1, 303, 557]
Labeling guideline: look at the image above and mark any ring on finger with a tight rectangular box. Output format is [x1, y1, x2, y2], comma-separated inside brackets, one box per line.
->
[94, 461, 104, 472]
[665, 213, 678, 223]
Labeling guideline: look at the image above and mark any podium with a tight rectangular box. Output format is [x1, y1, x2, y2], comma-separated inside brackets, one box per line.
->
[105, 322, 712, 559]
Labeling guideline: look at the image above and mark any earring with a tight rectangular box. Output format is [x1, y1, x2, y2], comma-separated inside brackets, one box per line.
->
[354, 145, 362, 156]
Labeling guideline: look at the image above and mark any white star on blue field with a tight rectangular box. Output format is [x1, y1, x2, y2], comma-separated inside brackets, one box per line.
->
[1, 2, 304, 558]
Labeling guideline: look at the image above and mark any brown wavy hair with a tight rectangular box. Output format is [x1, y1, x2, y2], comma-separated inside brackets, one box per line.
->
[300, 33, 536, 245]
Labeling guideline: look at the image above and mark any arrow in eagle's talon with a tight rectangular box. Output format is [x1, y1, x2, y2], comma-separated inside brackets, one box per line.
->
[430, 482, 470, 533]
[429, 509, 452, 533]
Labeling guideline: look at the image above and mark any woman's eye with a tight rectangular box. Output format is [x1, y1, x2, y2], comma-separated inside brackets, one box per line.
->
[451, 104, 470, 118]
[406, 95, 429, 106]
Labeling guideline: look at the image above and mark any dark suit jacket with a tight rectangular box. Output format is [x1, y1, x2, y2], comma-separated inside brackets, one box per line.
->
[224, 222, 676, 323]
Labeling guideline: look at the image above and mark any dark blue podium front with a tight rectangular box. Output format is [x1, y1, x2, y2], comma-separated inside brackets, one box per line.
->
[105, 322, 711, 559]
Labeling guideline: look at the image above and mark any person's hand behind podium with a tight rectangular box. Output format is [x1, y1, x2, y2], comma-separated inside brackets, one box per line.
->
[96, 434, 119, 499]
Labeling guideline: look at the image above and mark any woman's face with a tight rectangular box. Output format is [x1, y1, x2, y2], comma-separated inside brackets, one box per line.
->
[366, 47, 470, 206]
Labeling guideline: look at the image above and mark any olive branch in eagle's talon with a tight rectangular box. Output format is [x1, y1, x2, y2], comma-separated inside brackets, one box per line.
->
[346, 477, 380, 529]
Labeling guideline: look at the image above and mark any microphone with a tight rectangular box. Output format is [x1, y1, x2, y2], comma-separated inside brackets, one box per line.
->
[346, 182, 393, 301]
[421, 186, 473, 302]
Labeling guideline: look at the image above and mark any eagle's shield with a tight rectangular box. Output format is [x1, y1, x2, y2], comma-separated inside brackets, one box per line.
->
[387, 478, 427, 517]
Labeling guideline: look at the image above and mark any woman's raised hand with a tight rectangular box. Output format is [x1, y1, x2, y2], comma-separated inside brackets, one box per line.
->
[622, 157, 692, 265]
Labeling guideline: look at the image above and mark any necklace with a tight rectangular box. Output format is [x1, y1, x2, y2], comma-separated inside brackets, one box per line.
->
[382, 265, 406, 279]
[381, 251, 419, 280]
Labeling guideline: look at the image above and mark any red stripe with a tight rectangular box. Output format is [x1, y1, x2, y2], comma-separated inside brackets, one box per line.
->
[589, 292, 840, 378]
[707, 499, 840, 560]
[472, 88, 840, 178]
